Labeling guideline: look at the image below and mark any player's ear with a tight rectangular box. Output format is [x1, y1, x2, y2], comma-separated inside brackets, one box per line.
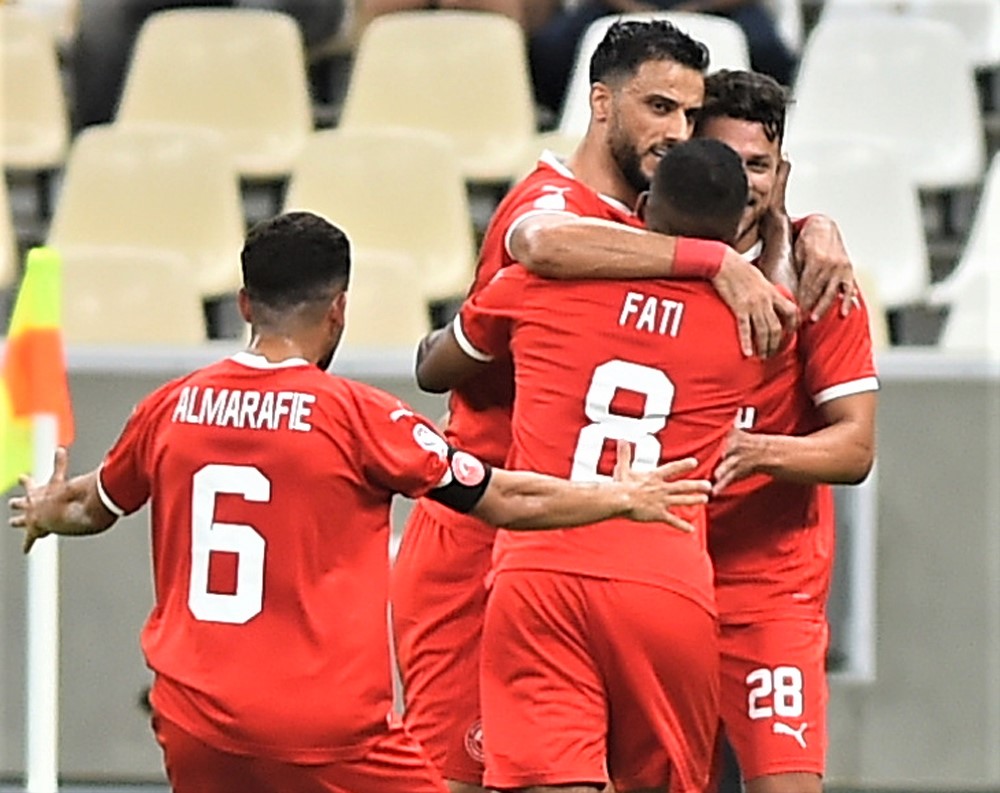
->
[237, 288, 253, 323]
[329, 290, 347, 329]
[635, 191, 649, 222]
[590, 82, 613, 124]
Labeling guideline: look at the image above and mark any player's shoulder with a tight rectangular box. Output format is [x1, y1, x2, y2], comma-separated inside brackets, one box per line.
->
[324, 375, 416, 420]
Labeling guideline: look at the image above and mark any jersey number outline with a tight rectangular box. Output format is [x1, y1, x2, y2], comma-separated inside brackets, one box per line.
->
[571, 359, 676, 481]
[188, 464, 270, 624]
[746, 665, 805, 720]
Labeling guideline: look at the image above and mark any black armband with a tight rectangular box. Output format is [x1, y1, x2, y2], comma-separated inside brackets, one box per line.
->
[426, 448, 493, 514]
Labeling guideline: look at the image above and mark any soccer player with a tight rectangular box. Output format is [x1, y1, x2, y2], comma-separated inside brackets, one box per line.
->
[391, 20, 856, 793]
[8, 212, 715, 793]
[417, 138, 765, 793]
[696, 70, 879, 793]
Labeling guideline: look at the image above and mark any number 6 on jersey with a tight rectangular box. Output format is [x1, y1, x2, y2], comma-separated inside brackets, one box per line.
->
[188, 464, 270, 624]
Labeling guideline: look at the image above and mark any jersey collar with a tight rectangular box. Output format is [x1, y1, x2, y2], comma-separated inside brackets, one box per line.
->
[231, 351, 311, 369]
[538, 150, 637, 217]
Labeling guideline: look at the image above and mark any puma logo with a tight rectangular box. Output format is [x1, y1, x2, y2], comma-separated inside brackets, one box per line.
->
[772, 721, 808, 749]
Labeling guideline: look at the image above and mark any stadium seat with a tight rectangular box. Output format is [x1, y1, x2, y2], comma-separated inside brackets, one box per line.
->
[284, 127, 476, 302]
[787, 16, 985, 191]
[340, 249, 430, 348]
[11, 0, 79, 49]
[929, 152, 1000, 307]
[559, 12, 751, 139]
[61, 248, 207, 345]
[48, 125, 245, 298]
[767, 0, 804, 53]
[0, 176, 16, 289]
[821, 0, 1000, 70]
[938, 269, 1000, 356]
[784, 138, 929, 310]
[0, 6, 70, 172]
[116, 8, 313, 180]
[339, 11, 536, 183]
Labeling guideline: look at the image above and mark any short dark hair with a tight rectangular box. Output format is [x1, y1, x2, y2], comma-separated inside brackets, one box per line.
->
[647, 138, 747, 242]
[590, 20, 709, 86]
[699, 69, 791, 143]
[241, 211, 351, 308]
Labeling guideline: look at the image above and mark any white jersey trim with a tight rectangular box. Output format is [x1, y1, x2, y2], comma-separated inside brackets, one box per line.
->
[813, 376, 880, 406]
[96, 465, 127, 517]
[452, 317, 494, 363]
[504, 208, 578, 260]
[231, 351, 310, 369]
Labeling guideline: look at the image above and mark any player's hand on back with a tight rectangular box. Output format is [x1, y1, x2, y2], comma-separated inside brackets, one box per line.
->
[712, 250, 799, 359]
[712, 428, 770, 495]
[795, 214, 857, 322]
[612, 440, 711, 532]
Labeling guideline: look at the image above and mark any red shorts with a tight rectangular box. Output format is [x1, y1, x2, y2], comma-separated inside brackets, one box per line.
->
[718, 618, 829, 781]
[152, 713, 448, 793]
[481, 570, 720, 793]
[390, 498, 495, 784]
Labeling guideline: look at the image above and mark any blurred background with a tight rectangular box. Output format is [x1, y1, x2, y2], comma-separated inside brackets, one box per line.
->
[0, 0, 998, 789]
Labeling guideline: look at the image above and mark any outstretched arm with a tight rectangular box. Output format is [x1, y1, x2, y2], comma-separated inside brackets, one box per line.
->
[510, 214, 798, 358]
[9, 448, 118, 553]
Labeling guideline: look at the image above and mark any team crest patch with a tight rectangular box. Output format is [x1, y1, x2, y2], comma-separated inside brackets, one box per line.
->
[451, 451, 486, 486]
[412, 423, 449, 459]
[464, 719, 485, 763]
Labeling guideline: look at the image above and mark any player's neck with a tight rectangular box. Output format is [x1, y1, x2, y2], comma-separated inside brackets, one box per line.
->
[246, 332, 320, 366]
[569, 136, 640, 210]
[734, 224, 762, 256]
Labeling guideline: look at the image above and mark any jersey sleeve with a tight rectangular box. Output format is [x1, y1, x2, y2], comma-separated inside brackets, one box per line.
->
[453, 266, 527, 362]
[351, 387, 453, 499]
[97, 394, 161, 517]
[502, 174, 606, 261]
[798, 285, 879, 406]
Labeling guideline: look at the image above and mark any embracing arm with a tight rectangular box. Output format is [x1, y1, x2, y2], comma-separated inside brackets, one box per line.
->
[472, 445, 709, 533]
[415, 324, 490, 393]
[9, 448, 118, 553]
[713, 391, 877, 494]
[510, 213, 798, 358]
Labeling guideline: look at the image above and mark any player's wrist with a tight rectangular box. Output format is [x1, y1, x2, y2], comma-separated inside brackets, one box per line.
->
[673, 237, 727, 281]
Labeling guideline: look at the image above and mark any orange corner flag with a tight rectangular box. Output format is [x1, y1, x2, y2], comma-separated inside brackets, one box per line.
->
[0, 247, 74, 492]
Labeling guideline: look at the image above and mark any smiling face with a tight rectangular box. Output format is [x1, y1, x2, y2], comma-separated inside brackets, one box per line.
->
[696, 114, 781, 253]
[598, 58, 705, 196]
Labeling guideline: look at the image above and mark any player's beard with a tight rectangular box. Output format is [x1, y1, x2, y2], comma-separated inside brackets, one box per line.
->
[317, 347, 336, 372]
[608, 123, 651, 197]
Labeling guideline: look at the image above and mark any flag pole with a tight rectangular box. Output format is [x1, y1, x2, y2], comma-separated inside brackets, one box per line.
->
[25, 413, 60, 793]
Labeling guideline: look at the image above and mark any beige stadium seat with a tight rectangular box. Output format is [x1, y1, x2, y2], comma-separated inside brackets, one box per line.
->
[785, 138, 930, 310]
[929, 152, 1000, 308]
[339, 11, 536, 183]
[787, 16, 985, 190]
[116, 8, 312, 180]
[48, 125, 244, 298]
[0, 177, 16, 289]
[821, 0, 1000, 70]
[559, 11, 750, 139]
[284, 127, 475, 302]
[9, 0, 79, 49]
[341, 249, 430, 349]
[61, 247, 207, 345]
[0, 6, 70, 171]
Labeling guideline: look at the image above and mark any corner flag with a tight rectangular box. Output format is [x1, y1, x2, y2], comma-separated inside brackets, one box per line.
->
[0, 247, 74, 493]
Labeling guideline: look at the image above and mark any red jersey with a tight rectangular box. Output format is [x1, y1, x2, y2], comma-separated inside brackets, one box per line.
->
[708, 290, 879, 623]
[98, 352, 455, 763]
[457, 265, 763, 613]
[442, 151, 643, 468]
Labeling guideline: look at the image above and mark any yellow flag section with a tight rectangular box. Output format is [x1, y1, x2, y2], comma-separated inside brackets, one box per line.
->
[0, 247, 74, 492]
